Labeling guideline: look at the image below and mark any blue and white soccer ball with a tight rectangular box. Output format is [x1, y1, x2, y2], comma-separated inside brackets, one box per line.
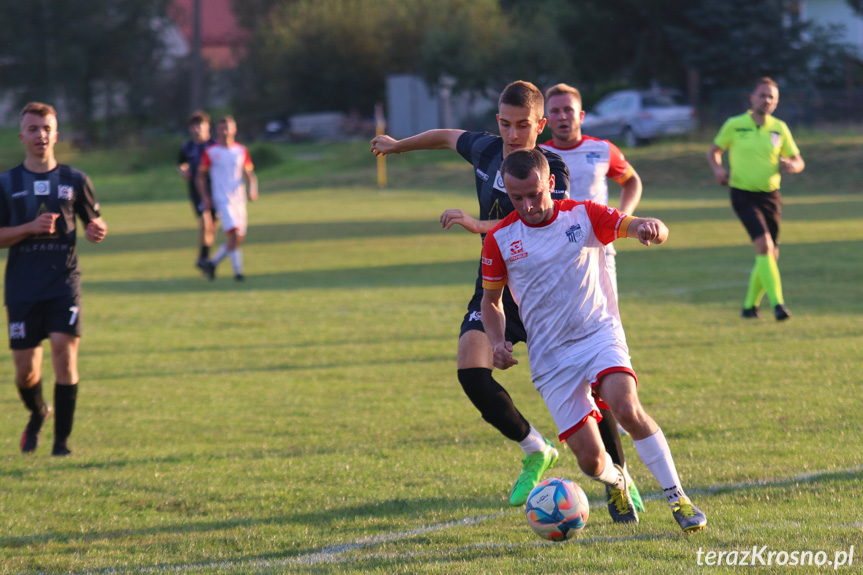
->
[525, 477, 589, 541]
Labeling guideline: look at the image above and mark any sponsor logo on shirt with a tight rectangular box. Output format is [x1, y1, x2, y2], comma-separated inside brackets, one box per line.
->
[493, 170, 507, 194]
[586, 152, 601, 165]
[475, 168, 489, 181]
[565, 224, 584, 243]
[9, 322, 25, 339]
[508, 239, 528, 261]
[11, 190, 27, 198]
[482, 257, 493, 266]
[59, 185, 75, 201]
[34, 181, 50, 196]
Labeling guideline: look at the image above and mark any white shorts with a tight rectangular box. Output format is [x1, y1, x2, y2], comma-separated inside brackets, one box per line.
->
[217, 200, 247, 236]
[533, 340, 635, 442]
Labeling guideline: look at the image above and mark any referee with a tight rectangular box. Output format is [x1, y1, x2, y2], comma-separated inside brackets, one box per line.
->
[707, 77, 805, 320]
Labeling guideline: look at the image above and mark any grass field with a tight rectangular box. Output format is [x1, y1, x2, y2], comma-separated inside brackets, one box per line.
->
[0, 133, 861, 574]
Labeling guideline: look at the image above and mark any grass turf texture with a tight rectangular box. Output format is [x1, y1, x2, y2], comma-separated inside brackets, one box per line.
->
[0, 133, 861, 574]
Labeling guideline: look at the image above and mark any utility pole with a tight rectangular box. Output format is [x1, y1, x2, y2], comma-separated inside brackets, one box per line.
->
[190, 0, 203, 113]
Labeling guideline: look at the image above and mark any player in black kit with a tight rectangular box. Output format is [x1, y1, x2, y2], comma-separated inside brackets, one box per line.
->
[0, 102, 107, 456]
[177, 110, 217, 273]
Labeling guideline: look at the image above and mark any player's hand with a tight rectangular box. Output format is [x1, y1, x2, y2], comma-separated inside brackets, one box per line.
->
[492, 341, 518, 370]
[370, 135, 399, 157]
[713, 167, 729, 186]
[779, 157, 795, 173]
[85, 219, 107, 243]
[636, 220, 668, 247]
[248, 188, 258, 202]
[30, 213, 59, 235]
[440, 209, 482, 233]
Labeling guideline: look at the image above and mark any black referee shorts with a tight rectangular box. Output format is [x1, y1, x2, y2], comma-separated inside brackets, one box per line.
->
[730, 187, 782, 243]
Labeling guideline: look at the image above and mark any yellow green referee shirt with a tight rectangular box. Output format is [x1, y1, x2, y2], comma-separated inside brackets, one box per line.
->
[713, 111, 800, 192]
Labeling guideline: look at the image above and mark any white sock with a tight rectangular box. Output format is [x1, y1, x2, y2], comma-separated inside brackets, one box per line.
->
[586, 451, 625, 490]
[211, 244, 229, 265]
[229, 248, 243, 275]
[633, 428, 686, 503]
[518, 426, 548, 455]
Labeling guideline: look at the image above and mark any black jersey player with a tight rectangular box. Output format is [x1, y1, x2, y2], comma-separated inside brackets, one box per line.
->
[0, 102, 107, 456]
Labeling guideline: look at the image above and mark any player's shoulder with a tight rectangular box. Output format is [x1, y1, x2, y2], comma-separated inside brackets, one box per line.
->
[461, 131, 501, 153]
[488, 210, 523, 235]
[556, 198, 588, 212]
[56, 163, 89, 183]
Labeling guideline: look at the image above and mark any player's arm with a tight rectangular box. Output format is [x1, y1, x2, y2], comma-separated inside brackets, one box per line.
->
[617, 169, 642, 215]
[244, 167, 258, 202]
[480, 286, 518, 370]
[706, 144, 729, 186]
[624, 217, 669, 247]
[177, 162, 191, 180]
[370, 129, 465, 157]
[780, 154, 805, 174]
[0, 213, 60, 248]
[85, 216, 107, 243]
[440, 209, 500, 234]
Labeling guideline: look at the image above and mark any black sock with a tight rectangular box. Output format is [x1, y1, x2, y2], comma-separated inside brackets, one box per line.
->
[18, 380, 45, 414]
[200, 245, 210, 260]
[597, 408, 626, 468]
[457, 368, 531, 442]
[54, 383, 78, 446]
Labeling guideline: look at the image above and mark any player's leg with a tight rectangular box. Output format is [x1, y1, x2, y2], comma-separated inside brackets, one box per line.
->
[596, 371, 706, 532]
[9, 302, 52, 454]
[600, 248, 644, 510]
[456, 287, 556, 506]
[191, 187, 214, 272]
[227, 205, 247, 280]
[49, 332, 79, 456]
[563, 416, 638, 524]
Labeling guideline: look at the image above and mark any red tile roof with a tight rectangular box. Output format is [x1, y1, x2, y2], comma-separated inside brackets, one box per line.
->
[169, 0, 247, 70]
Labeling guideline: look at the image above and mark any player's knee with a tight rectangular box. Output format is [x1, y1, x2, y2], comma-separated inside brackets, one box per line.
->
[576, 446, 605, 477]
[458, 367, 499, 411]
[611, 402, 641, 431]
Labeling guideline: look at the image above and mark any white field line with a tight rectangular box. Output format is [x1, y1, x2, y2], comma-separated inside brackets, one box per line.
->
[75, 464, 862, 574]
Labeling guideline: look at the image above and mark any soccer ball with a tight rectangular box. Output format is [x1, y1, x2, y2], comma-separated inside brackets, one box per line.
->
[525, 478, 589, 541]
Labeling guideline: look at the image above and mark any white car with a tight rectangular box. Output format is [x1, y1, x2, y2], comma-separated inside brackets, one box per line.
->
[582, 89, 698, 147]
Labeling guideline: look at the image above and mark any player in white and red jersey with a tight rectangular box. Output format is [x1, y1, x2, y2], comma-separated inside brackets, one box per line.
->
[540, 83, 643, 298]
[481, 148, 706, 533]
[197, 116, 258, 281]
[540, 83, 646, 515]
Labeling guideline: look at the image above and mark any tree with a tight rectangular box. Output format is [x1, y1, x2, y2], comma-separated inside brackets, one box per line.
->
[0, 0, 172, 142]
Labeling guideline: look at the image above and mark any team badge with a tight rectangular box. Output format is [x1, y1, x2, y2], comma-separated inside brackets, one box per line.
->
[34, 181, 50, 195]
[565, 224, 584, 243]
[9, 322, 25, 339]
[770, 131, 781, 147]
[493, 170, 507, 194]
[59, 185, 75, 201]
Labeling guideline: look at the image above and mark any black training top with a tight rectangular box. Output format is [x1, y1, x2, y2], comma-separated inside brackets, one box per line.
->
[178, 138, 216, 179]
[455, 131, 570, 226]
[0, 163, 102, 304]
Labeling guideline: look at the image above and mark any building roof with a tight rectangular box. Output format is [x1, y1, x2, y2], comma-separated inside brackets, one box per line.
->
[169, 0, 246, 70]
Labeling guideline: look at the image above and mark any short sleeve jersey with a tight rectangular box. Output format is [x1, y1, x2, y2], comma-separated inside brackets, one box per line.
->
[0, 164, 102, 305]
[199, 143, 254, 208]
[455, 132, 570, 227]
[539, 136, 634, 205]
[178, 138, 216, 179]
[713, 111, 799, 192]
[482, 199, 634, 378]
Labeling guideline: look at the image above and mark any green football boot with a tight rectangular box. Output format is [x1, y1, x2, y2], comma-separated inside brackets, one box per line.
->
[509, 439, 559, 506]
[623, 465, 645, 513]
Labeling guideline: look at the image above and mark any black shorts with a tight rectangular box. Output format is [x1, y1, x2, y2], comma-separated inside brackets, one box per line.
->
[460, 269, 527, 344]
[188, 181, 217, 219]
[6, 295, 82, 350]
[730, 188, 782, 243]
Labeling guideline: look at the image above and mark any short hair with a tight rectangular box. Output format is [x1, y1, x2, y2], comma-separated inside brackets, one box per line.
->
[544, 83, 582, 106]
[501, 147, 549, 181]
[217, 115, 236, 125]
[755, 77, 778, 91]
[20, 102, 57, 119]
[499, 81, 545, 119]
[188, 110, 210, 125]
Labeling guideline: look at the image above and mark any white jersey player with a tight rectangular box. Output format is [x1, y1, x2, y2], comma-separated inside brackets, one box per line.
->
[480, 148, 706, 534]
[540, 83, 643, 297]
[197, 116, 257, 281]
